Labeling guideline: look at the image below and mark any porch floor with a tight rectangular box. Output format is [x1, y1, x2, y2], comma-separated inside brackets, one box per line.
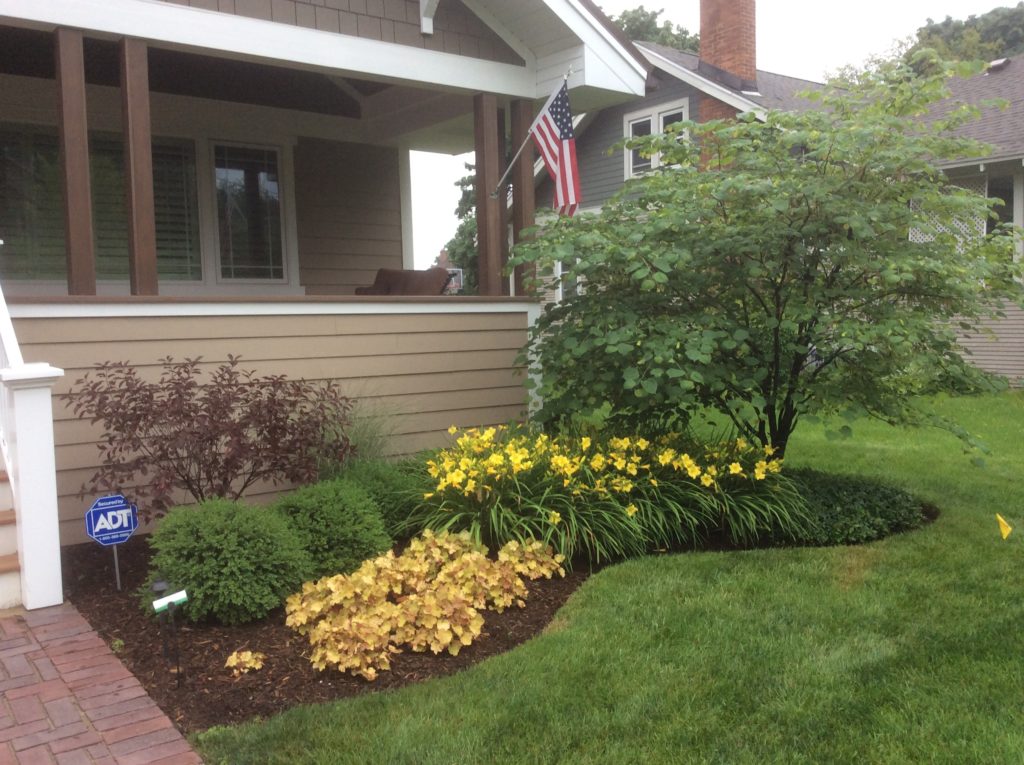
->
[0, 603, 201, 764]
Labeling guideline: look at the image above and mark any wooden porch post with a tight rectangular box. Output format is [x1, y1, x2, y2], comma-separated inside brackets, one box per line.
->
[510, 98, 536, 296]
[497, 108, 511, 296]
[55, 29, 96, 296]
[120, 38, 158, 296]
[474, 93, 502, 297]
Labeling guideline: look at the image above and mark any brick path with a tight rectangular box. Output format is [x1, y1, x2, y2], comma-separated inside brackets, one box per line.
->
[0, 603, 201, 764]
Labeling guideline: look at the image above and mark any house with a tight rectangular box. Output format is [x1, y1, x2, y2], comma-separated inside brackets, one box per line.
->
[540, 0, 821, 214]
[0, 0, 650, 609]
[930, 58, 1024, 383]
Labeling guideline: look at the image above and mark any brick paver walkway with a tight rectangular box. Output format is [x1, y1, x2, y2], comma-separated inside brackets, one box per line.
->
[0, 603, 201, 764]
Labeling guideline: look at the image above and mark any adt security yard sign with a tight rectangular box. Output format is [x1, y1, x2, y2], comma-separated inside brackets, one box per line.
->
[86, 495, 138, 546]
[85, 495, 138, 591]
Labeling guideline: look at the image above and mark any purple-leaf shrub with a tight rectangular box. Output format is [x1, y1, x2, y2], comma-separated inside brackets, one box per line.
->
[66, 356, 354, 520]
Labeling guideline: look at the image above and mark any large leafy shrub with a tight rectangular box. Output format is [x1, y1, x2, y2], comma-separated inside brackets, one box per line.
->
[340, 459, 431, 539]
[406, 426, 810, 563]
[274, 478, 391, 579]
[286, 530, 564, 680]
[782, 469, 928, 546]
[66, 356, 354, 519]
[511, 53, 1019, 455]
[146, 499, 313, 625]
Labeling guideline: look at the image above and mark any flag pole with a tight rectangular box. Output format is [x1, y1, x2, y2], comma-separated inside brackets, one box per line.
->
[490, 67, 573, 199]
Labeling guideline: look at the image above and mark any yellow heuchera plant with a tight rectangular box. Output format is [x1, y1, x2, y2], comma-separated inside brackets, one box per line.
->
[224, 650, 266, 677]
[285, 530, 564, 681]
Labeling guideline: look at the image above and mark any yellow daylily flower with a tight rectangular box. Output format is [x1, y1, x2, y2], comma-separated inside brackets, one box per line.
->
[548, 511, 562, 525]
[625, 503, 639, 518]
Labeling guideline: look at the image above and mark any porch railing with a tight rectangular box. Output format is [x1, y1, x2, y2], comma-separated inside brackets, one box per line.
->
[0, 274, 65, 609]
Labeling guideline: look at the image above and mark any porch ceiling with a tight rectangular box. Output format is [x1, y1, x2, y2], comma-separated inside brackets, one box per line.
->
[0, 27, 369, 118]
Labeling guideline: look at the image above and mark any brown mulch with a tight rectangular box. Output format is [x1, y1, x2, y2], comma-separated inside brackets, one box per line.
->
[61, 538, 589, 735]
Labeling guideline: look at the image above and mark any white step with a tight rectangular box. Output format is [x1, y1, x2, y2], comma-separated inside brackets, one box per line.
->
[0, 471, 21, 607]
[0, 509, 15, 557]
[0, 554, 19, 609]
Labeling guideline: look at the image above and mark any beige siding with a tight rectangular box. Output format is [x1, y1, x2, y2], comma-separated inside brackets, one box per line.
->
[15, 308, 531, 545]
[959, 302, 1024, 384]
[294, 139, 403, 294]
[157, 0, 523, 65]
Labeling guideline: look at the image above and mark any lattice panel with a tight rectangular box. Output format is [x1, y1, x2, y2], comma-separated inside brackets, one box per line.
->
[909, 176, 988, 248]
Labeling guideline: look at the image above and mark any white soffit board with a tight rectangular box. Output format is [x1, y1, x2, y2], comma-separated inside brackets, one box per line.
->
[550, 0, 646, 96]
[0, 0, 536, 98]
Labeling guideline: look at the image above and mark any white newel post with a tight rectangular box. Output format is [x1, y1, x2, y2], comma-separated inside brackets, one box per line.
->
[1, 363, 65, 609]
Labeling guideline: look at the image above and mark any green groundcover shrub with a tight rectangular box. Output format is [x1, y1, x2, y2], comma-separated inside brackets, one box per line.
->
[145, 499, 313, 625]
[782, 468, 927, 546]
[341, 458, 431, 539]
[275, 477, 392, 579]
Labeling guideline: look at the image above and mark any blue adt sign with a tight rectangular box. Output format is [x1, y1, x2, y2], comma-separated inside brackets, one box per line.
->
[85, 495, 138, 547]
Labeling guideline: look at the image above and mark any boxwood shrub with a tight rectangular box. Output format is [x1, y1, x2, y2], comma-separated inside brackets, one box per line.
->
[145, 499, 313, 625]
[341, 458, 430, 539]
[782, 468, 927, 546]
[275, 477, 392, 579]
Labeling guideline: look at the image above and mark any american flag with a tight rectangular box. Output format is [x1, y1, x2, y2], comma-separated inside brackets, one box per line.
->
[530, 82, 581, 216]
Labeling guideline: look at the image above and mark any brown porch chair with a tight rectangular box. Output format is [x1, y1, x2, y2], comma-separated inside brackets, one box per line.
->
[354, 267, 453, 296]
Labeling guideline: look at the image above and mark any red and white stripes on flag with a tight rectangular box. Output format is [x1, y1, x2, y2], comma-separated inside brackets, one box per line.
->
[530, 82, 581, 216]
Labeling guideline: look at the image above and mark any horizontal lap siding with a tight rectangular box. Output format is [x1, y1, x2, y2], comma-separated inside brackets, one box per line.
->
[959, 302, 1024, 384]
[14, 310, 530, 544]
[294, 139, 403, 294]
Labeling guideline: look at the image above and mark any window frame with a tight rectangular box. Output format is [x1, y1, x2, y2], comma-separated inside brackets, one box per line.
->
[622, 97, 690, 181]
[209, 139, 289, 285]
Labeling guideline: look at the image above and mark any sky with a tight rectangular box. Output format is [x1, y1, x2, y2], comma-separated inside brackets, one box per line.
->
[409, 0, 1011, 268]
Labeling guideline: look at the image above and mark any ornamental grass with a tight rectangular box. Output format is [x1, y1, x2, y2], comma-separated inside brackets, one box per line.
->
[406, 426, 810, 564]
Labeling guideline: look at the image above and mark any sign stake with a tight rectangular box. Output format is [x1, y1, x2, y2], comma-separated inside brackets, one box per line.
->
[113, 545, 122, 591]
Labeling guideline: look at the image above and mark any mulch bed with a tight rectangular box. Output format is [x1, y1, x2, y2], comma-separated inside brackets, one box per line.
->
[61, 538, 589, 734]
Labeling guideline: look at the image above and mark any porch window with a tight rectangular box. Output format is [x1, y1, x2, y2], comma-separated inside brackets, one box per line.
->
[623, 98, 689, 180]
[0, 124, 201, 281]
[214, 144, 284, 280]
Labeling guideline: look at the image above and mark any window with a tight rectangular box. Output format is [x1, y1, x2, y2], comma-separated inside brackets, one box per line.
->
[623, 98, 689, 180]
[0, 124, 201, 281]
[214, 144, 284, 280]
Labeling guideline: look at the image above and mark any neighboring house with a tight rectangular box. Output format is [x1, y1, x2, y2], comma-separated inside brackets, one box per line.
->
[540, 0, 821, 213]
[0, 0, 649, 608]
[931, 58, 1024, 383]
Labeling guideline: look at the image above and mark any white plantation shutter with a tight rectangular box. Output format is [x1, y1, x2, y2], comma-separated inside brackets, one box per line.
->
[0, 125, 201, 281]
[0, 127, 67, 279]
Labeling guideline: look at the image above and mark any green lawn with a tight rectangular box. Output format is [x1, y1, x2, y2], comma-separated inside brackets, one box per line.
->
[195, 393, 1024, 765]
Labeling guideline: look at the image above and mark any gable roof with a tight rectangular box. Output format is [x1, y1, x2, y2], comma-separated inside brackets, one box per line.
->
[636, 41, 822, 117]
[935, 58, 1024, 167]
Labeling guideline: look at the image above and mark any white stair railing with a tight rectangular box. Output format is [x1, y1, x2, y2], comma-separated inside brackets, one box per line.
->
[0, 272, 65, 609]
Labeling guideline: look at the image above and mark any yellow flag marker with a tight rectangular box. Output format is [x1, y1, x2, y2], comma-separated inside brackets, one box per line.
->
[996, 514, 1013, 540]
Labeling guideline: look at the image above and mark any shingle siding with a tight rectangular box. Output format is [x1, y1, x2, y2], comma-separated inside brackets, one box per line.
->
[154, 0, 524, 66]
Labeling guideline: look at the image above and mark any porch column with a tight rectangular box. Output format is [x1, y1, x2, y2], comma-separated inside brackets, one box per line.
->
[120, 38, 159, 296]
[497, 108, 511, 296]
[510, 98, 536, 296]
[474, 93, 502, 297]
[55, 29, 96, 296]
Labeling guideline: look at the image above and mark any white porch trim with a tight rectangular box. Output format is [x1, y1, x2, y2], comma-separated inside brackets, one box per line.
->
[0, 0, 537, 98]
[9, 300, 539, 319]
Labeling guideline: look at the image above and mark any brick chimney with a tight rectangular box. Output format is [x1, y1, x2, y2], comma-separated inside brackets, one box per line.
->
[698, 0, 757, 92]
